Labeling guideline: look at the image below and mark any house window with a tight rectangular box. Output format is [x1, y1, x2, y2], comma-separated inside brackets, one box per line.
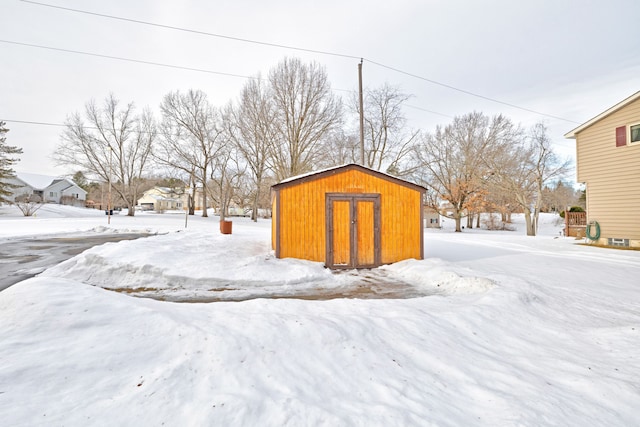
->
[630, 123, 640, 143]
[49, 191, 55, 197]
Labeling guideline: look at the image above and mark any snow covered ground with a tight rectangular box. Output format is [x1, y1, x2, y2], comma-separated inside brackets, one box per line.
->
[1, 205, 639, 426]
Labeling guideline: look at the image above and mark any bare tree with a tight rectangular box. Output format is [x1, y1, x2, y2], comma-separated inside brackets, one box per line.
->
[14, 193, 44, 216]
[486, 123, 571, 236]
[542, 180, 580, 214]
[412, 112, 519, 232]
[208, 142, 246, 221]
[158, 90, 224, 217]
[225, 78, 275, 221]
[355, 83, 419, 173]
[484, 180, 518, 223]
[268, 57, 343, 180]
[319, 130, 360, 167]
[55, 95, 155, 216]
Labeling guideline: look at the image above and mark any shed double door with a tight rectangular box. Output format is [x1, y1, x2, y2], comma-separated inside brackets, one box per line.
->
[326, 194, 381, 269]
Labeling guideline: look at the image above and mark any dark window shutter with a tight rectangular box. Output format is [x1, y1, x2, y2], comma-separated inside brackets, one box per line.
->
[616, 126, 627, 147]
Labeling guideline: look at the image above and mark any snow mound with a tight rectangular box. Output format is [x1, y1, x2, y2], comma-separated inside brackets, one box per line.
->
[41, 230, 494, 301]
[40, 229, 340, 300]
[382, 259, 495, 295]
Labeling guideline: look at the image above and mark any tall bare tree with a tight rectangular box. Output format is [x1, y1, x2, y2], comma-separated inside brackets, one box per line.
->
[268, 57, 343, 180]
[542, 180, 580, 214]
[355, 83, 419, 173]
[209, 142, 246, 221]
[486, 123, 571, 236]
[55, 95, 155, 216]
[412, 112, 519, 232]
[158, 89, 224, 217]
[225, 78, 276, 221]
[318, 130, 360, 167]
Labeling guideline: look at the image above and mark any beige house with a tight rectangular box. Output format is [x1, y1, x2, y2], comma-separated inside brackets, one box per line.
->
[137, 186, 211, 212]
[564, 90, 640, 248]
[137, 187, 185, 211]
[423, 206, 441, 228]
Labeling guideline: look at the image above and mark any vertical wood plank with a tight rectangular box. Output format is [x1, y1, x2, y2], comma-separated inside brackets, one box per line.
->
[333, 200, 351, 266]
[356, 200, 374, 265]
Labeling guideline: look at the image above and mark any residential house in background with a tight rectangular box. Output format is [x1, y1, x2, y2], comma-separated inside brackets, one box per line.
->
[424, 206, 441, 228]
[3, 172, 87, 206]
[137, 187, 185, 212]
[564, 90, 640, 248]
[136, 186, 211, 212]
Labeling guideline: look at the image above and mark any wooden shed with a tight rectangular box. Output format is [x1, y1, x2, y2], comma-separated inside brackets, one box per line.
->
[271, 164, 426, 269]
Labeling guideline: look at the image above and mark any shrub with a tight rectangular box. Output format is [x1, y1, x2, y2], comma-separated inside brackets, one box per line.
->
[482, 213, 516, 231]
[559, 206, 585, 219]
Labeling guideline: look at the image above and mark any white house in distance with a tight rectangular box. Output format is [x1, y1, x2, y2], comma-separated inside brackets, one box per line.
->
[137, 187, 185, 212]
[3, 172, 87, 206]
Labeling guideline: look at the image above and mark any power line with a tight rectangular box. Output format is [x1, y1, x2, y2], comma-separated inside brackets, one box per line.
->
[0, 39, 257, 80]
[19, 0, 360, 61]
[1, 38, 453, 119]
[0, 119, 65, 128]
[366, 60, 580, 124]
[19, 0, 580, 124]
[405, 105, 453, 119]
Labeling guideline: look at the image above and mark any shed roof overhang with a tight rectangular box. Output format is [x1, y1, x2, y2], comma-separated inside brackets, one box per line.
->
[271, 163, 426, 193]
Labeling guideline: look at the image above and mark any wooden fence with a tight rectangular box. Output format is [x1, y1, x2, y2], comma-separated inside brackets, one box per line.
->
[565, 211, 586, 237]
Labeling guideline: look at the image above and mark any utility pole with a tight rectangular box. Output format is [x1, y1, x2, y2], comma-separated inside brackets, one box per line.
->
[358, 59, 365, 166]
[107, 146, 112, 225]
[184, 173, 192, 229]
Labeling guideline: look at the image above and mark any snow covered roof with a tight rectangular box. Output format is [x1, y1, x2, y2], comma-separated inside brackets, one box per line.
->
[15, 172, 86, 194]
[15, 172, 60, 190]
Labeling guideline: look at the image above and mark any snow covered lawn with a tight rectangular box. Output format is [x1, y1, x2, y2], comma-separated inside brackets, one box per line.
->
[1, 205, 639, 426]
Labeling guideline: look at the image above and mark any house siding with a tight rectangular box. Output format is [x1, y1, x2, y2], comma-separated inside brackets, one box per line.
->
[45, 180, 86, 204]
[575, 96, 640, 245]
[137, 187, 190, 211]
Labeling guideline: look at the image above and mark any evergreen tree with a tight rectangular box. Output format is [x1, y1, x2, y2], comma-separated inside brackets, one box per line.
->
[72, 171, 89, 191]
[0, 121, 23, 204]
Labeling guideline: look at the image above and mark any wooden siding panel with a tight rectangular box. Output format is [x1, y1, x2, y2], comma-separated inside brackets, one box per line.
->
[278, 182, 326, 261]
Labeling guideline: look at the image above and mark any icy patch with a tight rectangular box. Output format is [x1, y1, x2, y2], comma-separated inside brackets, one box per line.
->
[88, 226, 156, 234]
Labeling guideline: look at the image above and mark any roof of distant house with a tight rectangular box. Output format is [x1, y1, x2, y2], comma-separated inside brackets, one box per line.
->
[15, 172, 86, 194]
[15, 172, 61, 190]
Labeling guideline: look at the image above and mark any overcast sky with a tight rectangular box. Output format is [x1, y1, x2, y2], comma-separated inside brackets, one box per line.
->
[2, 0, 640, 181]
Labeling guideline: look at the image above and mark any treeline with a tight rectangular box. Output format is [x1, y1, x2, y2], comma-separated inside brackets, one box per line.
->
[54, 57, 577, 236]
